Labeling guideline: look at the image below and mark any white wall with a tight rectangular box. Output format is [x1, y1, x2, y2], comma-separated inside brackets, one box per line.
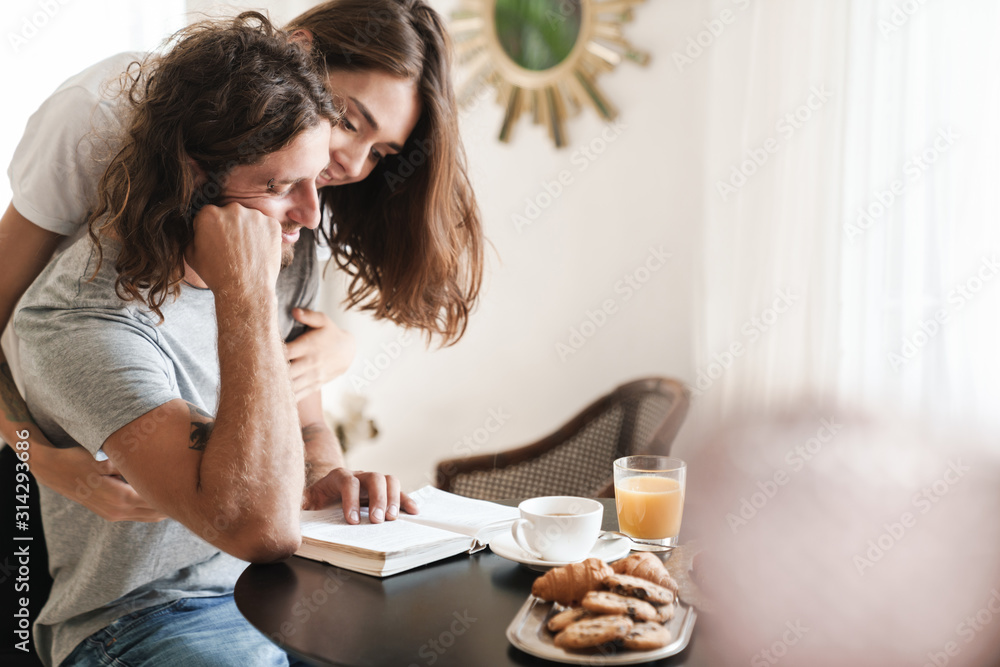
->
[0, 1, 187, 208]
[185, 0, 315, 24]
[331, 0, 707, 489]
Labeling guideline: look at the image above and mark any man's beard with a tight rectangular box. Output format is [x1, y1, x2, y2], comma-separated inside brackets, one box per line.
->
[281, 241, 295, 268]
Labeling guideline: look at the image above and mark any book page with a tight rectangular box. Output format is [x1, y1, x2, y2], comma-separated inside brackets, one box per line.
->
[403, 486, 519, 541]
[301, 506, 463, 556]
[299, 487, 519, 559]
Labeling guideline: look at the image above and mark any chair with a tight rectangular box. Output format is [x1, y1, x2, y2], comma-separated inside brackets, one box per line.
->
[435, 377, 690, 500]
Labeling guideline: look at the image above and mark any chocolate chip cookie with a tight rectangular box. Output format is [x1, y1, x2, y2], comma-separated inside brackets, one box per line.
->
[546, 607, 591, 633]
[553, 615, 634, 650]
[655, 603, 675, 623]
[603, 573, 675, 605]
[581, 591, 657, 622]
[622, 621, 673, 650]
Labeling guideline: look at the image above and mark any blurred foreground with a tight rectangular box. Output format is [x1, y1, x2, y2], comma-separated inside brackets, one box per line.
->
[686, 406, 1000, 667]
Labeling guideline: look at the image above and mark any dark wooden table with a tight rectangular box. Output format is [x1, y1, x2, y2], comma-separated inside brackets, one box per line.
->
[234, 499, 702, 666]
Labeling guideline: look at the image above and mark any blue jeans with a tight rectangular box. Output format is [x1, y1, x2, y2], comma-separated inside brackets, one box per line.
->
[61, 595, 312, 666]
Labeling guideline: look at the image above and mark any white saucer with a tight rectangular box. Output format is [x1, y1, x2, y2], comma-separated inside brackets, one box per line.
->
[489, 532, 631, 571]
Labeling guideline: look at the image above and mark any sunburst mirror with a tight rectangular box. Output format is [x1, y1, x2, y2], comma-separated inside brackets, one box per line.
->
[450, 0, 650, 148]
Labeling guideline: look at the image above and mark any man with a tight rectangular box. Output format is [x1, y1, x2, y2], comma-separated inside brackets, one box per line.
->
[14, 14, 414, 666]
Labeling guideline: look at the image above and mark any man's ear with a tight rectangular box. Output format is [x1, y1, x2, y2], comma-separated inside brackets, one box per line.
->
[288, 28, 314, 51]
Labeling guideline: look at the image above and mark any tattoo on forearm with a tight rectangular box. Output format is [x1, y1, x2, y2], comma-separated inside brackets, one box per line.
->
[187, 403, 215, 451]
[302, 424, 324, 445]
[1, 361, 36, 424]
[302, 424, 324, 486]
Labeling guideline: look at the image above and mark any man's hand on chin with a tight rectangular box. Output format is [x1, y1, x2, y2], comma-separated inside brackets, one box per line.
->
[186, 202, 283, 294]
[302, 468, 419, 524]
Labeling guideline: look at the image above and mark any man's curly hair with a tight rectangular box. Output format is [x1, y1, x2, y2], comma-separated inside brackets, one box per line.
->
[89, 11, 338, 321]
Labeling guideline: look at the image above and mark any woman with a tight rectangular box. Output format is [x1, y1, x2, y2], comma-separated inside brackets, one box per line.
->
[0, 0, 482, 521]
[287, 0, 482, 344]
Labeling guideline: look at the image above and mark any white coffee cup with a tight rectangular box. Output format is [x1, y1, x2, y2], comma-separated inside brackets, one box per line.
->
[510, 496, 603, 562]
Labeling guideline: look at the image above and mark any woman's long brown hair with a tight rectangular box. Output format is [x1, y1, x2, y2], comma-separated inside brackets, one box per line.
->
[88, 12, 337, 321]
[287, 0, 484, 345]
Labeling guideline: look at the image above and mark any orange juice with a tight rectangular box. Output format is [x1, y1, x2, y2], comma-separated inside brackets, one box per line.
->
[615, 476, 684, 539]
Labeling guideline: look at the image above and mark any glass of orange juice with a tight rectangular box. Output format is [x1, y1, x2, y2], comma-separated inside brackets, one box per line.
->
[613, 456, 686, 547]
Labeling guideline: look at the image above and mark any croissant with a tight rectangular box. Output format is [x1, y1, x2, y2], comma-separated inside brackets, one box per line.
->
[531, 558, 613, 606]
[611, 553, 679, 593]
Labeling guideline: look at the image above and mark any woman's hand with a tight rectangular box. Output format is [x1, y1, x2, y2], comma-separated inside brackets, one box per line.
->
[32, 444, 167, 522]
[302, 467, 418, 524]
[286, 308, 355, 400]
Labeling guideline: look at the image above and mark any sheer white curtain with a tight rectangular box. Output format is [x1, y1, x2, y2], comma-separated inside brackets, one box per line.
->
[837, 1, 1000, 425]
[693, 0, 1000, 426]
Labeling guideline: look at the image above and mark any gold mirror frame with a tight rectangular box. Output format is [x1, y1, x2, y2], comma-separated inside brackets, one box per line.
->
[451, 0, 649, 148]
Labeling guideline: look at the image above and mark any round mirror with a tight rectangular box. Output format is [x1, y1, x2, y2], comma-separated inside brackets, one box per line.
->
[450, 0, 649, 147]
[494, 0, 582, 71]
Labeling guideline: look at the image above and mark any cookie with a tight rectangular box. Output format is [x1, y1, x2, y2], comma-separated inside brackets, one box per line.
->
[581, 591, 657, 622]
[553, 615, 633, 650]
[546, 607, 591, 633]
[623, 622, 673, 650]
[603, 573, 675, 605]
[655, 603, 676, 623]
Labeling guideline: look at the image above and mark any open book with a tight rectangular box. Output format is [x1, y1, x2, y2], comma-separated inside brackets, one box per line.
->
[296, 486, 520, 577]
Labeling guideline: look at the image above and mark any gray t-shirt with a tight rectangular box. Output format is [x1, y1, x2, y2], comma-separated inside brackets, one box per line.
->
[14, 231, 317, 666]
